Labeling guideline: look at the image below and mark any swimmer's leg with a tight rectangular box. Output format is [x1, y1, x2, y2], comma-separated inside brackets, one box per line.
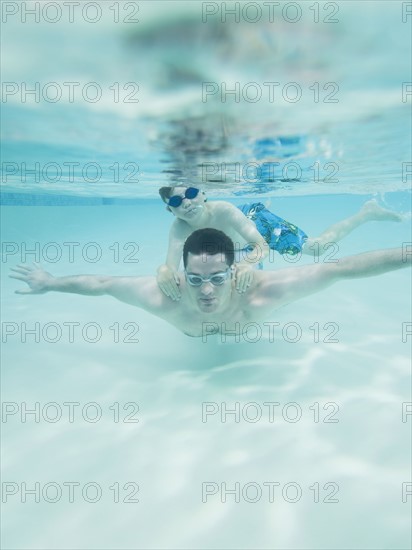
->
[303, 199, 403, 257]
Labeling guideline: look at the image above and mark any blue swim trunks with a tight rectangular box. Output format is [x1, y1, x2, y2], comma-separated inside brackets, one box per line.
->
[238, 202, 308, 255]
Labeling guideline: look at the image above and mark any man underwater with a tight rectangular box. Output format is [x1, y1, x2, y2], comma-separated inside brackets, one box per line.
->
[10, 228, 411, 338]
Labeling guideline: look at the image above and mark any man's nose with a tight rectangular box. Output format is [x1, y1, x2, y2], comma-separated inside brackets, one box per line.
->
[200, 282, 214, 295]
[182, 198, 191, 208]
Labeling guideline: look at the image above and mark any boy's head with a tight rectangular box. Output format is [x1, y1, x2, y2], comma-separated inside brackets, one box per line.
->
[158, 186, 175, 206]
[159, 186, 207, 215]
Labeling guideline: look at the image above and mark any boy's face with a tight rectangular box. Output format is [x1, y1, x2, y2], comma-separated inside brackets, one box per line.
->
[168, 186, 204, 221]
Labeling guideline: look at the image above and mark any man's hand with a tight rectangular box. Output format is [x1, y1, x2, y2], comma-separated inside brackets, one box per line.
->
[156, 264, 181, 301]
[235, 264, 254, 293]
[9, 263, 54, 295]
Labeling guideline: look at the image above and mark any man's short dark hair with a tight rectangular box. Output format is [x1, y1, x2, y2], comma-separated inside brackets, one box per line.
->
[183, 228, 235, 268]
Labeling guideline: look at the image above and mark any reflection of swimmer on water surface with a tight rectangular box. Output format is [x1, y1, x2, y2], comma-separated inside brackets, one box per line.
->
[156, 185, 403, 301]
[11, 228, 411, 338]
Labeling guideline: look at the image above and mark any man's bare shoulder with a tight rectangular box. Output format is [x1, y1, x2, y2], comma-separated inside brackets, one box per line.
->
[109, 275, 178, 313]
[244, 269, 287, 304]
[245, 263, 337, 310]
[252, 264, 327, 290]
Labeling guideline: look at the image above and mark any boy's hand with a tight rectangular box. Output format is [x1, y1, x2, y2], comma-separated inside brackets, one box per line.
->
[156, 264, 181, 301]
[9, 263, 54, 294]
[235, 264, 254, 294]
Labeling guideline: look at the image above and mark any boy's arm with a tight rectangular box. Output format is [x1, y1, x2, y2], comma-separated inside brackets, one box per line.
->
[217, 202, 270, 294]
[157, 220, 188, 301]
[225, 204, 270, 263]
[164, 220, 187, 271]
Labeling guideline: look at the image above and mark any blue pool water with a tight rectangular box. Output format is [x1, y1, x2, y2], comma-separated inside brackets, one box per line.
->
[1, 2, 411, 549]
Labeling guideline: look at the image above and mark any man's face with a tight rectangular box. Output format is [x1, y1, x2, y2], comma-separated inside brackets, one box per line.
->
[168, 186, 204, 221]
[185, 252, 233, 313]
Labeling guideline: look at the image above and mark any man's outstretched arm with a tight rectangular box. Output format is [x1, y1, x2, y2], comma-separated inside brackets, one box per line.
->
[9, 263, 166, 311]
[257, 246, 411, 309]
[327, 246, 411, 280]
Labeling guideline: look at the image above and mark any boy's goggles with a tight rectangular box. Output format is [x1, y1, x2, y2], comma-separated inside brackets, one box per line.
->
[168, 187, 199, 208]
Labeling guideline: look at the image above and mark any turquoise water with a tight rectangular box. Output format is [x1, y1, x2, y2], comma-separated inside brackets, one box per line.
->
[1, 2, 412, 549]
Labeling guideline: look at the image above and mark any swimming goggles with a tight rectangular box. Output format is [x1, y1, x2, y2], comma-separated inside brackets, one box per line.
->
[185, 268, 231, 287]
[168, 187, 199, 208]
